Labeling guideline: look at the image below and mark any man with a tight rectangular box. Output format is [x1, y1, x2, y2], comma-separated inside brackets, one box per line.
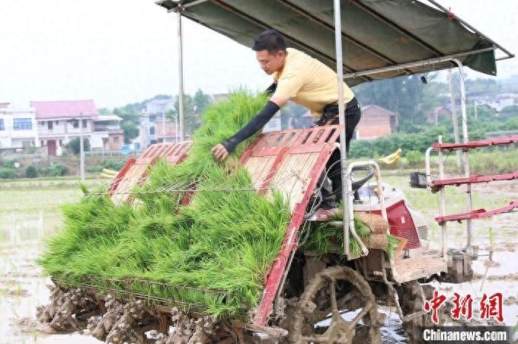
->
[211, 29, 361, 161]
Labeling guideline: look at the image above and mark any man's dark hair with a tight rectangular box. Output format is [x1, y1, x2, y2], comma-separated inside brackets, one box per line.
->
[252, 30, 287, 53]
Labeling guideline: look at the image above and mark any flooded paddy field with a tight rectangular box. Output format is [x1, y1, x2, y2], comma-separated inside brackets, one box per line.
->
[0, 175, 516, 343]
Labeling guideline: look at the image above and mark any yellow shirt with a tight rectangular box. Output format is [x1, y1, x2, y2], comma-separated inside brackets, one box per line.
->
[272, 48, 355, 117]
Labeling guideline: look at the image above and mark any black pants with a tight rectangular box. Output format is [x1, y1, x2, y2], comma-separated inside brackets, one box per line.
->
[318, 97, 362, 206]
[319, 97, 362, 153]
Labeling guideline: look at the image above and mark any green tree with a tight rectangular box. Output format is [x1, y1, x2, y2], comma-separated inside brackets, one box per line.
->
[354, 73, 446, 132]
[98, 107, 111, 116]
[66, 138, 91, 155]
[193, 89, 212, 114]
[174, 94, 201, 136]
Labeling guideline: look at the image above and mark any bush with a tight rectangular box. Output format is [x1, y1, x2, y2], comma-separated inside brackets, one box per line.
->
[45, 164, 68, 177]
[25, 165, 38, 178]
[349, 116, 518, 159]
[0, 167, 17, 179]
[405, 150, 424, 167]
[1, 160, 17, 169]
[66, 138, 91, 155]
[101, 159, 125, 171]
[86, 165, 104, 173]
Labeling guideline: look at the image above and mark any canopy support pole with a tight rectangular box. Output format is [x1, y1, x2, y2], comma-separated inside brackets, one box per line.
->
[447, 69, 462, 168]
[452, 59, 473, 250]
[177, 8, 185, 141]
[333, 0, 365, 259]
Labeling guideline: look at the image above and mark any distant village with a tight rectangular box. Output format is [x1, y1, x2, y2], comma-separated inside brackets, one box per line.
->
[1, 90, 516, 157]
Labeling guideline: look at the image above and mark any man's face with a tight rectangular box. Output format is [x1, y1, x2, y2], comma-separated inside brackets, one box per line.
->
[256, 50, 286, 75]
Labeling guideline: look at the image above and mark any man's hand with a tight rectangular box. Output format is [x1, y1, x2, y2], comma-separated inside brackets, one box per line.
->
[211, 143, 229, 161]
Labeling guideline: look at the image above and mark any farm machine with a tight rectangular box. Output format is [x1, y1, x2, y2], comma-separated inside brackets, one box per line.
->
[36, 0, 516, 343]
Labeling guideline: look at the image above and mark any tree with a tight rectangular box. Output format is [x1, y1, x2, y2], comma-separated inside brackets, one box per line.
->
[353, 73, 445, 132]
[98, 107, 111, 116]
[193, 89, 212, 114]
[174, 94, 200, 136]
[66, 137, 91, 155]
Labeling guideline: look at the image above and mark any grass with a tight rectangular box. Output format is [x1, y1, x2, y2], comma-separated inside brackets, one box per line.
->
[394, 148, 518, 174]
[0, 180, 96, 244]
[39, 92, 293, 318]
[381, 173, 513, 248]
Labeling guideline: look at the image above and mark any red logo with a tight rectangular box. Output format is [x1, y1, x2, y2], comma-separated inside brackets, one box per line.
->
[423, 289, 505, 324]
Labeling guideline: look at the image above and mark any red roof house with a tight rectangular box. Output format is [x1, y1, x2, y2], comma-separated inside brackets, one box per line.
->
[356, 105, 398, 140]
[30, 100, 98, 120]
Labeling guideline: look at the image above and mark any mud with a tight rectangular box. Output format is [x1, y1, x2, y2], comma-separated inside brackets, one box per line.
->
[0, 178, 516, 343]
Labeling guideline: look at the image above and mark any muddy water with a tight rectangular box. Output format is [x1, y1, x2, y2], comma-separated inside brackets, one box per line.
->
[426, 182, 518, 328]
[0, 179, 516, 343]
[0, 182, 103, 344]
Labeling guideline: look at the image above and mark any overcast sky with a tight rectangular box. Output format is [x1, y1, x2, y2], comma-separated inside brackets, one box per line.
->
[1, 0, 517, 109]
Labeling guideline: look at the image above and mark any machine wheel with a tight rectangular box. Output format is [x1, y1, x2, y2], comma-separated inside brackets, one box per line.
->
[289, 266, 381, 344]
[397, 281, 434, 343]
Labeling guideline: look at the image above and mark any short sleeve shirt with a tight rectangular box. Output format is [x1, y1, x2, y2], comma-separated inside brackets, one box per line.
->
[272, 48, 355, 117]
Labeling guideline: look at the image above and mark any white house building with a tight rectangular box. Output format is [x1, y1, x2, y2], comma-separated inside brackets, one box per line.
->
[92, 115, 124, 151]
[0, 106, 40, 149]
[139, 97, 175, 148]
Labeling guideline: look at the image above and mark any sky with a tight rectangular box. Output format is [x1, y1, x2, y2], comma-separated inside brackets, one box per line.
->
[0, 0, 517, 109]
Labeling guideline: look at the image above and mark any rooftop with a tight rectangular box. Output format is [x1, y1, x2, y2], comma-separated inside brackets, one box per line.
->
[31, 99, 98, 120]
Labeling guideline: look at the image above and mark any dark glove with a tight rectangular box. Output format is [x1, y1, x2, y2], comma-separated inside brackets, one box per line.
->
[221, 100, 280, 153]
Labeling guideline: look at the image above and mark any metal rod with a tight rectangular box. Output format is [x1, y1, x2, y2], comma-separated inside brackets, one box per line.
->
[79, 112, 85, 181]
[345, 168, 366, 256]
[175, 112, 178, 143]
[333, 0, 351, 259]
[343, 47, 495, 79]
[452, 58, 473, 249]
[162, 111, 166, 143]
[496, 56, 514, 62]
[426, 0, 515, 60]
[166, 0, 209, 12]
[448, 69, 462, 168]
[177, 9, 185, 141]
[425, 147, 433, 187]
[437, 136, 447, 260]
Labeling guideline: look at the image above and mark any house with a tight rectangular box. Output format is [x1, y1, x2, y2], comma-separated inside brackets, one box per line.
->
[427, 105, 452, 124]
[92, 115, 124, 151]
[356, 105, 398, 140]
[469, 93, 518, 112]
[31, 99, 100, 156]
[139, 97, 175, 147]
[155, 119, 181, 143]
[0, 106, 40, 150]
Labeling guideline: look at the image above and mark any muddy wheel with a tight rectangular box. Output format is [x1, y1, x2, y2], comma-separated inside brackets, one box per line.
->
[289, 266, 381, 344]
[397, 281, 434, 343]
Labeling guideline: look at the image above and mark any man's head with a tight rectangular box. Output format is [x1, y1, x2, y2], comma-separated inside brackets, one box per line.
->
[253, 30, 287, 75]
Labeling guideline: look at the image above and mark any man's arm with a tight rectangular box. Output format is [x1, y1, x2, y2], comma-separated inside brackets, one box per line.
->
[211, 97, 288, 161]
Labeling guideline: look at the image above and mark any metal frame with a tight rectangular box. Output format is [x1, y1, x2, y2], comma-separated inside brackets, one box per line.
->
[159, 0, 513, 330]
[177, 8, 185, 141]
[332, 0, 353, 259]
[452, 58, 474, 249]
[425, 57, 474, 254]
[345, 160, 389, 258]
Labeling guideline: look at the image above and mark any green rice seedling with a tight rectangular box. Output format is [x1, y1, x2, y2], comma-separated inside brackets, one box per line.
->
[302, 202, 401, 258]
[40, 92, 293, 318]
